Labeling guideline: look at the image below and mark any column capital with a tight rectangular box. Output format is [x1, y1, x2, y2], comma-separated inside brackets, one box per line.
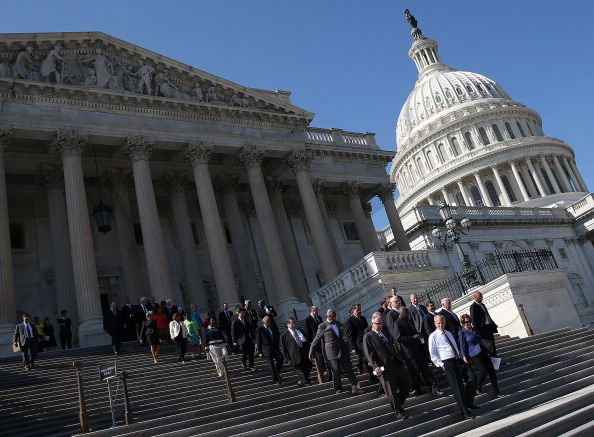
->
[286, 150, 312, 173]
[53, 130, 88, 157]
[213, 174, 239, 195]
[376, 183, 395, 202]
[184, 141, 213, 166]
[239, 145, 264, 168]
[38, 164, 64, 189]
[106, 169, 133, 193]
[343, 181, 361, 197]
[362, 201, 373, 218]
[0, 127, 11, 152]
[266, 176, 286, 194]
[124, 136, 154, 162]
[161, 172, 189, 194]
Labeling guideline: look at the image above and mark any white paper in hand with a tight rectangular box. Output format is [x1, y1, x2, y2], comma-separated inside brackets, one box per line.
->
[490, 356, 501, 370]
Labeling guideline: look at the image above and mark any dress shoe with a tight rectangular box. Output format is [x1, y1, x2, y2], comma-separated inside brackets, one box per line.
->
[296, 381, 304, 387]
[394, 410, 408, 420]
[352, 384, 362, 394]
[241, 363, 248, 370]
[460, 411, 473, 420]
[467, 404, 480, 410]
[335, 389, 343, 394]
[431, 386, 442, 396]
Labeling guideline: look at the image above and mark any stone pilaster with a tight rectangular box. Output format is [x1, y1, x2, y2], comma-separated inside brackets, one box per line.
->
[185, 141, 238, 306]
[163, 172, 207, 311]
[312, 179, 343, 270]
[287, 150, 339, 284]
[53, 130, 107, 346]
[378, 183, 410, 251]
[344, 181, 379, 254]
[239, 145, 298, 313]
[124, 136, 173, 301]
[0, 129, 17, 350]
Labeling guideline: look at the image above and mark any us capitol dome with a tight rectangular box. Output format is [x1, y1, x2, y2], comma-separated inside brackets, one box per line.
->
[390, 12, 589, 215]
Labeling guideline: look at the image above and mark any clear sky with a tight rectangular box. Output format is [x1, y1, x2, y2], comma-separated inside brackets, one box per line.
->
[1, 1, 593, 230]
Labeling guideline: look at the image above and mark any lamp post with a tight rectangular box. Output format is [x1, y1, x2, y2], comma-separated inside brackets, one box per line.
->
[431, 202, 481, 288]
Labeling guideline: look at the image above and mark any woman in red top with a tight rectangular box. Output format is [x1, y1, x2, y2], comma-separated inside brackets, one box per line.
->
[153, 307, 169, 343]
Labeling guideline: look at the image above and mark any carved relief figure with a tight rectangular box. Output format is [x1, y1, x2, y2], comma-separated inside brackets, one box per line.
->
[230, 93, 249, 107]
[205, 86, 218, 103]
[40, 44, 66, 83]
[81, 48, 112, 88]
[191, 84, 204, 102]
[13, 46, 36, 80]
[155, 71, 190, 100]
[134, 63, 154, 95]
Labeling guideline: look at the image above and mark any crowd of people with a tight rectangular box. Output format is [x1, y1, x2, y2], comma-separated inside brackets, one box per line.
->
[13, 288, 502, 423]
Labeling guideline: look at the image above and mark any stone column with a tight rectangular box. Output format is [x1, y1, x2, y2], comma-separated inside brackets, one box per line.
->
[552, 155, 572, 192]
[561, 157, 580, 192]
[124, 136, 173, 302]
[0, 129, 17, 349]
[345, 181, 379, 254]
[185, 141, 238, 306]
[525, 158, 547, 197]
[426, 196, 435, 206]
[287, 151, 340, 283]
[440, 187, 452, 205]
[213, 175, 260, 302]
[239, 146, 298, 312]
[163, 173, 207, 311]
[540, 155, 561, 194]
[509, 160, 530, 201]
[520, 163, 539, 197]
[312, 179, 343, 270]
[473, 172, 493, 207]
[267, 177, 311, 301]
[362, 202, 381, 247]
[568, 159, 588, 192]
[52, 130, 107, 346]
[106, 169, 144, 303]
[378, 184, 410, 251]
[39, 165, 77, 328]
[491, 166, 512, 206]
[456, 179, 472, 206]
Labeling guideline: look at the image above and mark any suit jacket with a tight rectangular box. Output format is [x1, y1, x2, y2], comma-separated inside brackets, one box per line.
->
[438, 308, 461, 339]
[281, 329, 310, 367]
[14, 322, 37, 347]
[103, 309, 124, 335]
[309, 320, 349, 361]
[363, 329, 407, 377]
[232, 318, 254, 346]
[121, 304, 136, 328]
[218, 310, 233, 331]
[383, 309, 401, 345]
[395, 317, 425, 361]
[256, 325, 280, 356]
[470, 301, 498, 336]
[245, 308, 259, 332]
[134, 303, 152, 325]
[344, 315, 368, 352]
[409, 304, 428, 334]
[303, 314, 323, 341]
[423, 312, 436, 338]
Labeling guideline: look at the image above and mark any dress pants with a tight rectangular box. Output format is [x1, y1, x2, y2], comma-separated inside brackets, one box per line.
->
[328, 354, 358, 391]
[60, 332, 72, 349]
[381, 363, 412, 412]
[264, 349, 284, 382]
[174, 334, 188, 362]
[240, 339, 255, 368]
[471, 351, 499, 393]
[21, 338, 38, 368]
[443, 358, 476, 413]
[293, 358, 313, 384]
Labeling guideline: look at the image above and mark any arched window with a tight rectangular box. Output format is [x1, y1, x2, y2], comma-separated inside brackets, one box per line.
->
[455, 85, 463, 96]
[426, 150, 437, 169]
[450, 137, 460, 156]
[416, 156, 426, 176]
[455, 192, 466, 206]
[492, 124, 504, 141]
[516, 121, 526, 137]
[464, 132, 475, 150]
[438, 143, 447, 162]
[485, 180, 501, 206]
[409, 163, 418, 179]
[501, 175, 517, 202]
[505, 122, 516, 139]
[479, 127, 490, 145]
[470, 186, 483, 207]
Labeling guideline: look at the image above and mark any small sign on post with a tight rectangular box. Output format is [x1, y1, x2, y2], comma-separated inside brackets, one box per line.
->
[99, 362, 117, 381]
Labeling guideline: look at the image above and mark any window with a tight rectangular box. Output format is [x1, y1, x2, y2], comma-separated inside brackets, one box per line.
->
[445, 88, 453, 100]
[9, 223, 25, 249]
[191, 223, 201, 245]
[492, 124, 503, 141]
[342, 221, 359, 242]
[558, 247, 568, 260]
[501, 175, 517, 202]
[455, 192, 466, 206]
[479, 127, 490, 145]
[451, 137, 460, 156]
[435, 93, 442, 104]
[426, 150, 437, 169]
[464, 132, 475, 150]
[477, 83, 484, 93]
[455, 85, 463, 96]
[438, 143, 447, 162]
[505, 122, 516, 139]
[416, 157, 426, 175]
[470, 186, 483, 206]
[516, 121, 526, 137]
[466, 83, 474, 93]
[485, 180, 501, 206]
[133, 223, 144, 247]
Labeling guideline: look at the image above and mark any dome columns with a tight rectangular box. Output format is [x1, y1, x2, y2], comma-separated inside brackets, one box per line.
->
[490, 166, 512, 206]
[473, 172, 493, 207]
[525, 158, 547, 197]
[456, 179, 472, 206]
[509, 160, 531, 202]
[540, 155, 561, 194]
[553, 156, 573, 192]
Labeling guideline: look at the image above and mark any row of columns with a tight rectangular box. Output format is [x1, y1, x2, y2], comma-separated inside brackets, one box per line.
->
[428, 154, 588, 208]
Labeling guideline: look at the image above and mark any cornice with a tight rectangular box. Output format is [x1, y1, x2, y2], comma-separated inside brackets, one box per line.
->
[309, 147, 393, 167]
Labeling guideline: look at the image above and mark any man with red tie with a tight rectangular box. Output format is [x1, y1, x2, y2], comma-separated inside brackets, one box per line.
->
[13, 313, 38, 370]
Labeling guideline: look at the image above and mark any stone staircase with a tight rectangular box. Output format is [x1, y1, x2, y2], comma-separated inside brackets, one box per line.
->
[1, 327, 594, 437]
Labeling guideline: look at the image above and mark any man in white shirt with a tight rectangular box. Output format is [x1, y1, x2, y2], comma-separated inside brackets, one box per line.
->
[428, 315, 476, 420]
[281, 317, 312, 386]
[14, 313, 38, 370]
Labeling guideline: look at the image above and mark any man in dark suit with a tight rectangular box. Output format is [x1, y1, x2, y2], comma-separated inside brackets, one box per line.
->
[344, 303, 369, 376]
[422, 301, 438, 340]
[408, 293, 428, 335]
[244, 299, 259, 333]
[384, 296, 402, 344]
[13, 313, 38, 370]
[309, 309, 361, 394]
[281, 317, 312, 386]
[256, 316, 283, 384]
[103, 301, 124, 355]
[303, 305, 326, 376]
[257, 299, 278, 333]
[121, 297, 137, 341]
[470, 291, 498, 356]
[232, 308, 255, 371]
[218, 303, 234, 347]
[135, 297, 152, 341]
[364, 312, 412, 420]
[57, 310, 73, 349]
[438, 298, 461, 340]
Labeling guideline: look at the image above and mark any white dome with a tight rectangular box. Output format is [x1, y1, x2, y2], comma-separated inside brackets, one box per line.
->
[396, 68, 511, 148]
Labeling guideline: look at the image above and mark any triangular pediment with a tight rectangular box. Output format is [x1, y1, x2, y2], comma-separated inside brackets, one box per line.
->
[0, 31, 314, 125]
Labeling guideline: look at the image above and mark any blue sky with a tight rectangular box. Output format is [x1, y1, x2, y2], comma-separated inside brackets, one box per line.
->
[2, 1, 593, 230]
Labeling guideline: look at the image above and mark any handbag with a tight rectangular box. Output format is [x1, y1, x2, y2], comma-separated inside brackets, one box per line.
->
[12, 343, 20, 353]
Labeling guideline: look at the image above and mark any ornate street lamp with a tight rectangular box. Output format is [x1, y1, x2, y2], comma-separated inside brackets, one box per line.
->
[91, 143, 112, 234]
[431, 202, 480, 288]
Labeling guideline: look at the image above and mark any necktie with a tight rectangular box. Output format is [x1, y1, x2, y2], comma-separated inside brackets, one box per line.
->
[267, 327, 273, 337]
[378, 331, 389, 345]
[27, 324, 32, 338]
[417, 305, 425, 317]
[443, 331, 460, 359]
[293, 330, 303, 347]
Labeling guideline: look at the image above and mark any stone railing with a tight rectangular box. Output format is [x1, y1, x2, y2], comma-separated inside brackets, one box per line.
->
[566, 194, 594, 218]
[312, 249, 441, 306]
[305, 127, 378, 149]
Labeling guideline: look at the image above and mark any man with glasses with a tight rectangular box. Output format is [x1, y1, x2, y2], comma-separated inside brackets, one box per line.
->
[363, 312, 412, 420]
